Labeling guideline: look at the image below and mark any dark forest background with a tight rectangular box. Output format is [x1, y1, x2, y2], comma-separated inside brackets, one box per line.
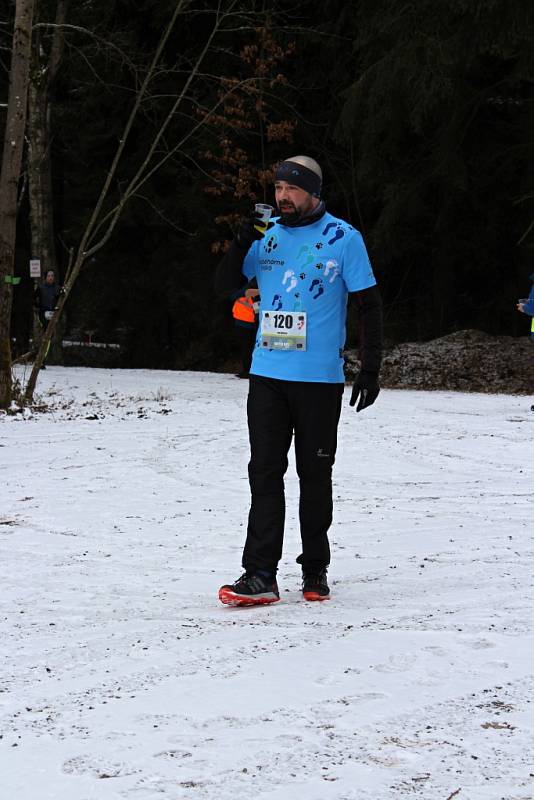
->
[2, 0, 534, 371]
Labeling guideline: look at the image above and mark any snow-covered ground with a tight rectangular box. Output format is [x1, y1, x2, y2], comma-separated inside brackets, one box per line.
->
[1, 367, 533, 800]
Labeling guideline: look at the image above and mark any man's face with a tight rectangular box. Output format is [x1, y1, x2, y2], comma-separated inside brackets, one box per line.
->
[45, 272, 54, 284]
[274, 180, 318, 222]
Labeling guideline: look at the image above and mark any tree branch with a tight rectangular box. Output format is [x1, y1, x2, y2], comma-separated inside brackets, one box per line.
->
[33, 21, 137, 71]
[85, 1, 240, 256]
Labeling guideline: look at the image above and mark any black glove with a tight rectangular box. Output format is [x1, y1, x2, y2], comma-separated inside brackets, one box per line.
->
[236, 212, 273, 249]
[349, 370, 380, 412]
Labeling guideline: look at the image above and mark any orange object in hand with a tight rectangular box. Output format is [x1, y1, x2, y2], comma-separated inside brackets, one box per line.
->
[232, 296, 256, 324]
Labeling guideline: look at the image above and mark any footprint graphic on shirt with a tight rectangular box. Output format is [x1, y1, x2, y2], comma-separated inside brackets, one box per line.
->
[293, 293, 303, 312]
[309, 278, 324, 299]
[324, 259, 340, 283]
[264, 234, 278, 253]
[282, 269, 298, 292]
[322, 222, 345, 245]
[272, 294, 282, 311]
[297, 246, 315, 267]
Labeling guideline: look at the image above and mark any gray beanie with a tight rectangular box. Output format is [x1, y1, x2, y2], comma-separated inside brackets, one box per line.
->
[274, 155, 322, 197]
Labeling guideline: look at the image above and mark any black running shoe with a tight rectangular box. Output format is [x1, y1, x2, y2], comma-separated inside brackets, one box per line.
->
[302, 568, 330, 601]
[219, 572, 280, 606]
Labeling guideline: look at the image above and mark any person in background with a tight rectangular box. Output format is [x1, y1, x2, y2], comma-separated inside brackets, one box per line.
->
[517, 272, 534, 412]
[517, 272, 534, 343]
[215, 154, 383, 606]
[34, 269, 61, 368]
[35, 270, 61, 328]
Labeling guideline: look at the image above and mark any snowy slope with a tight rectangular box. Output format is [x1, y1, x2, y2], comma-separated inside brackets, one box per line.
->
[1, 367, 533, 800]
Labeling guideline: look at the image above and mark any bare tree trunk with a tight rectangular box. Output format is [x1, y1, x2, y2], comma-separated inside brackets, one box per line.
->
[24, 0, 245, 403]
[23, 0, 189, 402]
[0, 0, 36, 409]
[28, 54, 56, 350]
[28, 58, 57, 279]
[28, 0, 69, 355]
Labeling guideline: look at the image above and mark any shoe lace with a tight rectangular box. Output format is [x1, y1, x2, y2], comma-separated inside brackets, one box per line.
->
[234, 572, 269, 591]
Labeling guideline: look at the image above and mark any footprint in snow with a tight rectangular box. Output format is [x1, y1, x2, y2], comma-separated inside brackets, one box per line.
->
[373, 652, 417, 673]
[463, 637, 496, 649]
[62, 754, 138, 778]
[154, 749, 193, 760]
[422, 645, 449, 657]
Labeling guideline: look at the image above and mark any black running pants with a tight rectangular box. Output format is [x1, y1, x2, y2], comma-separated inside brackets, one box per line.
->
[242, 375, 344, 575]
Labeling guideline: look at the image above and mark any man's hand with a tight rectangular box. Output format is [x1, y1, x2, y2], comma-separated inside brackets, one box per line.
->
[236, 212, 273, 249]
[349, 370, 380, 412]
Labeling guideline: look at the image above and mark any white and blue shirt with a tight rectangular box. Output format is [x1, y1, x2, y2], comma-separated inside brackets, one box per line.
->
[242, 211, 376, 383]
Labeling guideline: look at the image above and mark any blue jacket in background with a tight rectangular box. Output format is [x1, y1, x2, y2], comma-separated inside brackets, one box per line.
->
[36, 281, 60, 312]
[522, 272, 534, 316]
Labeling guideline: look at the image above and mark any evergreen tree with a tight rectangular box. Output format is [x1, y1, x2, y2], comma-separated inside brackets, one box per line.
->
[334, 0, 534, 338]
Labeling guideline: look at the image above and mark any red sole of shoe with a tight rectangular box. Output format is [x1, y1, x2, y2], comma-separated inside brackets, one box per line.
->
[303, 591, 330, 601]
[218, 588, 280, 607]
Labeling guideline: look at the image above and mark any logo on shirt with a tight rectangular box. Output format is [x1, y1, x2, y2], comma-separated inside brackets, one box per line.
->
[264, 234, 278, 254]
[259, 257, 284, 271]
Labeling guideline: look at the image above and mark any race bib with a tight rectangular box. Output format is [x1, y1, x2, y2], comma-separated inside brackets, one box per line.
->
[260, 310, 307, 351]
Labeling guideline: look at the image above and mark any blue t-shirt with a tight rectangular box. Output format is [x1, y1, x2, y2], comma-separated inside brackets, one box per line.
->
[242, 211, 376, 382]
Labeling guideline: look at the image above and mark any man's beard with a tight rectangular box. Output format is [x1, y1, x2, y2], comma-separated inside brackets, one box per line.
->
[278, 203, 300, 224]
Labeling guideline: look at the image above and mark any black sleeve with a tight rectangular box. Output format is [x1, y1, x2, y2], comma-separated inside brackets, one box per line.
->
[214, 241, 251, 299]
[227, 276, 258, 302]
[349, 284, 383, 373]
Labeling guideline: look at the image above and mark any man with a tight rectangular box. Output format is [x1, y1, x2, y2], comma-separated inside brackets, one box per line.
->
[35, 270, 61, 328]
[215, 155, 383, 606]
[34, 270, 61, 367]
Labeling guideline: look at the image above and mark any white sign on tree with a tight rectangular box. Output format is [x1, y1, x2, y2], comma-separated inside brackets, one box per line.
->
[30, 259, 41, 278]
